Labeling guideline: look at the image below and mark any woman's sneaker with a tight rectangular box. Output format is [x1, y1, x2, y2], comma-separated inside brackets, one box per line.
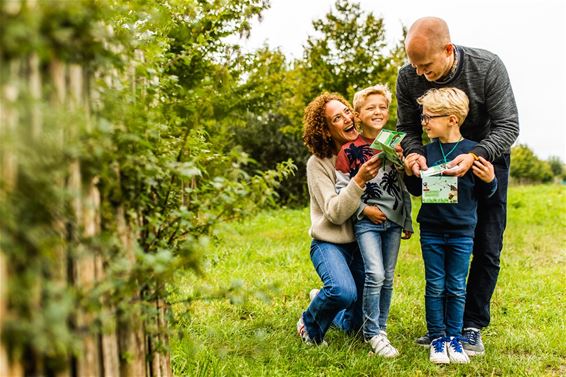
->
[447, 336, 470, 363]
[309, 288, 320, 303]
[462, 327, 485, 356]
[367, 331, 399, 358]
[429, 337, 450, 364]
[296, 316, 327, 346]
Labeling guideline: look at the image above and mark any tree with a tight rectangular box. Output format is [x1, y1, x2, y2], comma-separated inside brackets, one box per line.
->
[510, 144, 553, 183]
[230, 0, 406, 205]
[547, 155, 564, 177]
[300, 0, 405, 123]
[0, 0, 295, 373]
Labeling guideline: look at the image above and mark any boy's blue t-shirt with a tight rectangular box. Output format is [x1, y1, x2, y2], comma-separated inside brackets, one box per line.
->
[404, 138, 497, 237]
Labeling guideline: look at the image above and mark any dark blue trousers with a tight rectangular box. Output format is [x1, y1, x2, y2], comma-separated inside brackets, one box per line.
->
[464, 153, 510, 329]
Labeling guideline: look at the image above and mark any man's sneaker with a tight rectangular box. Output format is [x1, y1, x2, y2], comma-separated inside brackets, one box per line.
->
[367, 331, 399, 358]
[296, 315, 327, 346]
[429, 337, 450, 364]
[415, 333, 431, 348]
[462, 327, 485, 356]
[447, 336, 470, 363]
[309, 288, 320, 303]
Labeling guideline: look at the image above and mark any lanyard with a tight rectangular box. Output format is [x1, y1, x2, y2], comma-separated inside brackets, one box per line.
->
[439, 138, 462, 163]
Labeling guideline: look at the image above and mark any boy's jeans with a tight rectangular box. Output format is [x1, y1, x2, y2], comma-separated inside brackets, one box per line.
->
[354, 218, 402, 339]
[302, 240, 365, 343]
[420, 231, 473, 339]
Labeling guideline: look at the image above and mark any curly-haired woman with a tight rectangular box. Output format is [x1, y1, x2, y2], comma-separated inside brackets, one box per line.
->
[297, 92, 382, 345]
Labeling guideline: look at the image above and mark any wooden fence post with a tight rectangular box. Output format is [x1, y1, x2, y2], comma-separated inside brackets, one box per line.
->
[0, 58, 24, 377]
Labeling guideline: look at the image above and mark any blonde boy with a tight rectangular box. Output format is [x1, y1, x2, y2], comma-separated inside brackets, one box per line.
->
[403, 88, 496, 364]
[335, 85, 413, 357]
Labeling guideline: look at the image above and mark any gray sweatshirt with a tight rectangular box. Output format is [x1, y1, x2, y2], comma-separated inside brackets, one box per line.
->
[396, 45, 519, 161]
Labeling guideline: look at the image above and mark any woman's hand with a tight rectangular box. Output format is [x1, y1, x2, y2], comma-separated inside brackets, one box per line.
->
[395, 144, 404, 160]
[471, 156, 495, 182]
[362, 206, 387, 224]
[353, 155, 382, 187]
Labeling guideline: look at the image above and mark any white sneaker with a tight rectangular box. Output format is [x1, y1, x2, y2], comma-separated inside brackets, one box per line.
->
[447, 336, 470, 363]
[309, 288, 320, 303]
[429, 337, 450, 364]
[367, 332, 399, 358]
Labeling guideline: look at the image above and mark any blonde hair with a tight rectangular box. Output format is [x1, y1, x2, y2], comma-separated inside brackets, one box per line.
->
[417, 87, 469, 126]
[352, 84, 392, 112]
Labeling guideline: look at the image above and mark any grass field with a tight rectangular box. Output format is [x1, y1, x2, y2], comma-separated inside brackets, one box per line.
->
[170, 185, 566, 376]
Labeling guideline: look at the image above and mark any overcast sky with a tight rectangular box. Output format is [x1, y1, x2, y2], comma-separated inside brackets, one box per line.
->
[236, 0, 566, 161]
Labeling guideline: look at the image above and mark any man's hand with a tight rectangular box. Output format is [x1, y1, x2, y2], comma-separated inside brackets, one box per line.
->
[363, 206, 387, 224]
[401, 230, 413, 240]
[403, 153, 427, 177]
[472, 156, 495, 183]
[444, 153, 475, 177]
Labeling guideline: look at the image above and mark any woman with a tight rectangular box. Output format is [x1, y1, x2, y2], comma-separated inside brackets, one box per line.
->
[297, 92, 383, 345]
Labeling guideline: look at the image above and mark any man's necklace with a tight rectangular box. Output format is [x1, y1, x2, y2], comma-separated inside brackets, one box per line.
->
[435, 45, 459, 84]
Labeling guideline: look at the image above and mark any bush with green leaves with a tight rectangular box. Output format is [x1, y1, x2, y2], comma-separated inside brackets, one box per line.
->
[0, 0, 295, 369]
[510, 144, 553, 183]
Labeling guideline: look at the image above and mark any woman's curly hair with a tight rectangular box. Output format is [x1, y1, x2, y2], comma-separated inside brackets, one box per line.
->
[303, 92, 353, 159]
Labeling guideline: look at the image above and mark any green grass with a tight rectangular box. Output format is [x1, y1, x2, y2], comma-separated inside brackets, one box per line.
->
[170, 185, 566, 376]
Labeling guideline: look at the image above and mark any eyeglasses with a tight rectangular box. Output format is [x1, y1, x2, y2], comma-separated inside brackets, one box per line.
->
[420, 114, 450, 125]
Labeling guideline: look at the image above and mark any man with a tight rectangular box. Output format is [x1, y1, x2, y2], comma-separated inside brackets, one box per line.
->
[396, 17, 519, 356]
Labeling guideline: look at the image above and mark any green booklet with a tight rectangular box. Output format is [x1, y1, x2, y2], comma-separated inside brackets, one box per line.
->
[369, 129, 406, 169]
[421, 163, 458, 203]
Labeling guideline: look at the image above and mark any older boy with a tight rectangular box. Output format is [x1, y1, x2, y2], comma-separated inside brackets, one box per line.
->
[335, 85, 413, 357]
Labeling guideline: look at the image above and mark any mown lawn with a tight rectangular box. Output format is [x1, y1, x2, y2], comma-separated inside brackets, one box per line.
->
[170, 184, 566, 376]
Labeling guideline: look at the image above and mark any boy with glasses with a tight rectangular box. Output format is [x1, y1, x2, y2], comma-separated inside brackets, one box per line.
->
[403, 88, 497, 364]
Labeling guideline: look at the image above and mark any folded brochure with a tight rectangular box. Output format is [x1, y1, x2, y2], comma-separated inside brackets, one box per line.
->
[369, 129, 406, 168]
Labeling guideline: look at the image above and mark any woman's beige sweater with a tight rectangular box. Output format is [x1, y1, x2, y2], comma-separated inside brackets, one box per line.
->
[306, 155, 365, 244]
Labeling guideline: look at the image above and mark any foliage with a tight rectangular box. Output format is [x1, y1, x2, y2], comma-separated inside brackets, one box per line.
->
[0, 0, 295, 368]
[301, 0, 405, 111]
[171, 185, 566, 376]
[231, 0, 405, 205]
[510, 144, 553, 183]
[547, 155, 564, 177]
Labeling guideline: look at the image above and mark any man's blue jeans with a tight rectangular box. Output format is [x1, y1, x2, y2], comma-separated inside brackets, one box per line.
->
[354, 218, 401, 339]
[302, 240, 364, 343]
[420, 231, 473, 338]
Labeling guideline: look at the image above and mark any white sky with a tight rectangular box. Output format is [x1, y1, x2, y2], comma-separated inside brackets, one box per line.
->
[237, 0, 566, 161]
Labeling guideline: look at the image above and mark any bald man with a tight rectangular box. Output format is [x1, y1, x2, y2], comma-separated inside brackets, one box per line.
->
[396, 17, 519, 356]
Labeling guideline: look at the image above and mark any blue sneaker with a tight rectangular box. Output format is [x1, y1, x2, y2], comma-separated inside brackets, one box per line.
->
[429, 337, 450, 364]
[462, 327, 485, 356]
[447, 336, 470, 363]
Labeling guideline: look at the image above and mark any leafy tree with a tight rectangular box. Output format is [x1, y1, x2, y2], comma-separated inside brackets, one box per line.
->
[231, 0, 405, 205]
[510, 144, 553, 183]
[0, 0, 295, 371]
[547, 155, 564, 177]
[300, 0, 405, 123]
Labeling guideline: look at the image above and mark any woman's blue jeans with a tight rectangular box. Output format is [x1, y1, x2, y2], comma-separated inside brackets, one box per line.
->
[420, 231, 473, 338]
[302, 240, 365, 343]
[354, 218, 401, 339]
